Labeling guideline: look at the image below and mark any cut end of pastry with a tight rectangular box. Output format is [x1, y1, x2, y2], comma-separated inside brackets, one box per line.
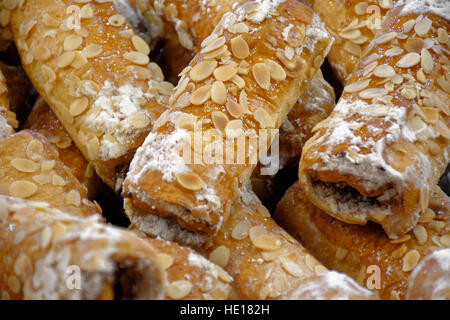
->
[299, 171, 417, 239]
[123, 198, 209, 247]
[83, 255, 164, 300]
[111, 257, 163, 300]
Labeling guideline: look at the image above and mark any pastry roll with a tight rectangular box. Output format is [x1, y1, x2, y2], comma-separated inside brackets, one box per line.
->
[0, 130, 100, 217]
[202, 188, 377, 300]
[406, 248, 450, 300]
[0, 68, 17, 140]
[10, 0, 173, 190]
[123, 0, 333, 244]
[304, 0, 394, 84]
[298, 2, 450, 238]
[0, 195, 165, 300]
[275, 181, 450, 299]
[24, 98, 102, 199]
[251, 70, 336, 206]
[129, 225, 233, 300]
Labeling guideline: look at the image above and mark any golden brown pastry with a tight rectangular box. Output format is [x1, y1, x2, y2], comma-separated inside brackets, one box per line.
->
[9, 0, 173, 190]
[298, 2, 450, 238]
[24, 98, 102, 199]
[203, 188, 378, 299]
[0, 130, 100, 217]
[275, 181, 450, 299]
[123, 0, 334, 245]
[0, 195, 165, 300]
[406, 248, 450, 300]
[304, 0, 396, 84]
[128, 225, 233, 300]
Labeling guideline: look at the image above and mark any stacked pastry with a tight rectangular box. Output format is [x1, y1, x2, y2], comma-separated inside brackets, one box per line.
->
[0, 0, 448, 300]
[276, 0, 450, 300]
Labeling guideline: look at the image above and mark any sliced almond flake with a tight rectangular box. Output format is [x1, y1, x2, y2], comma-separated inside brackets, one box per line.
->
[354, 2, 368, 15]
[374, 65, 395, 78]
[374, 32, 397, 44]
[437, 28, 449, 44]
[385, 47, 404, 56]
[209, 245, 230, 268]
[414, 17, 432, 36]
[279, 257, 303, 277]
[396, 52, 420, 68]
[359, 88, 386, 99]
[225, 119, 243, 139]
[339, 29, 361, 40]
[343, 41, 361, 56]
[344, 79, 371, 93]
[403, 19, 416, 33]
[176, 172, 203, 191]
[190, 85, 212, 105]
[402, 250, 420, 272]
[413, 224, 428, 245]
[420, 48, 433, 74]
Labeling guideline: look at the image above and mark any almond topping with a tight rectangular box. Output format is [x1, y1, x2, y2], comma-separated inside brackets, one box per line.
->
[265, 59, 286, 81]
[225, 119, 243, 138]
[420, 48, 433, 74]
[201, 36, 226, 54]
[396, 52, 421, 68]
[190, 85, 212, 105]
[176, 172, 203, 191]
[209, 246, 230, 267]
[374, 65, 395, 78]
[374, 32, 396, 44]
[344, 79, 371, 93]
[64, 35, 83, 51]
[422, 107, 439, 124]
[167, 280, 193, 300]
[214, 65, 237, 82]
[231, 220, 251, 240]
[437, 28, 449, 44]
[56, 51, 76, 68]
[157, 253, 173, 270]
[108, 14, 125, 27]
[230, 36, 249, 59]
[226, 98, 244, 118]
[414, 17, 432, 36]
[253, 63, 270, 90]
[413, 224, 428, 245]
[9, 181, 38, 198]
[212, 111, 229, 133]
[69, 97, 89, 116]
[402, 250, 420, 272]
[190, 60, 217, 82]
[354, 2, 368, 15]
[131, 35, 150, 55]
[254, 108, 274, 129]
[440, 234, 450, 247]
[26, 140, 44, 161]
[419, 186, 429, 215]
[11, 159, 39, 173]
[211, 81, 227, 105]
[65, 190, 81, 207]
[129, 112, 150, 129]
[82, 44, 102, 58]
[249, 226, 281, 251]
[280, 257, 303, 277]
[123, 51, 149, 65]
[343, 41, 361, 56]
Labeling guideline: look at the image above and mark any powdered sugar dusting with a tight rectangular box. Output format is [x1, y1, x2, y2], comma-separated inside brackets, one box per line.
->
[290, 271, 376, 300]
[296, 13, 332, 55]
[397, 0, 450, 20]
